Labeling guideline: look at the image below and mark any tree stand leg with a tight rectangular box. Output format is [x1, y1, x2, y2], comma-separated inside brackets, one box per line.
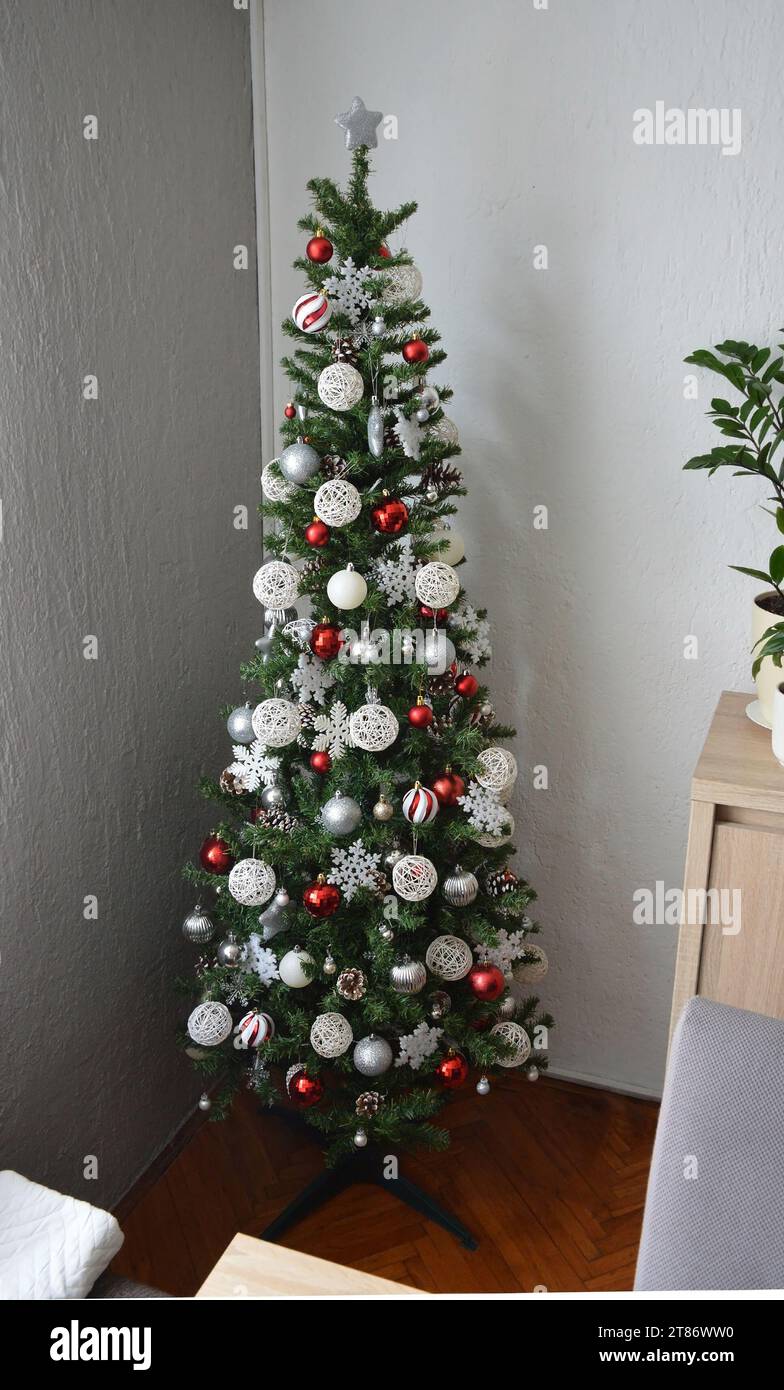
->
[260, 1110, 478, 1250]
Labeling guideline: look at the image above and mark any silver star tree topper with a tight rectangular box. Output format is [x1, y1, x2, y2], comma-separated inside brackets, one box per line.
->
[335, 96, 383, 151]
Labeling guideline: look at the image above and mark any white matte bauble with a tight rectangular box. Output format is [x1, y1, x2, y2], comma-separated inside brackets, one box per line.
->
[320, 791, 362, 836]
[314, 479, 362, 528]
[349, 700, 399, 752]
[228, 858, 276, 907]
[253, 560, 299, 609]
[429, 416, 460, 447]
[292, 290, 331, 333]
[327, 565, 367, 610]
[430, 521, 465, 566]
[187, 1001, 233, 1047]
[261, 460, 296, 502]
[392, 854, 438, 902]
[353, 1034, 394, 1077]
[475, 746, 518, 794]
[490, 1020, 532, 1068]
[310, 1012, 353, 1058]
[423, 630, 456, 675]
[512, 945, 549, 985]
[251, 698, 302, 748]
[415, 561, 460, 609]
[279, 947, 315, 989]
[425, 934, 473, 980]
[279, 439, 321, 485]
[227, 703, 255, 744]
[381, 262, 423, 306]
[317, 362, 364, 411]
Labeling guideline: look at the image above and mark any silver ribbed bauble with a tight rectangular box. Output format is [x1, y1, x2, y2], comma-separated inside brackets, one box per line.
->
[217, 933, 245, 969]
[442, 865, 479, 908]
[320, 790, 362, 837]
[258, 887, 291, 941]
[389, 957, 427, 995]
[227, 703, 255, 744]
[260, 782, 285, 811]
[182, 904, 215, 945]
[353, 1034, 394, 1077]
[279, 439, 320, 485]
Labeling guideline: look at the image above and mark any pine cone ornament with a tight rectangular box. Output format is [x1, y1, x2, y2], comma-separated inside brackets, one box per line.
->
[320, 453, 348, 479]
[296, 701, 317, 748]
[383, 422, 400, 450]
[255, 806, 299, 834]
[355, 1090, 384, 1118]
[332, 336, 358, 365]
[336, 966, 367, 1001]
[220, 767, 248, 796]
[429, 669, 457, 698]
[300, 554, 327, 584]
[369, 868, 391, 898]
[485, 867, 519, 898]
[420, 459, 463, 496]
[468, 700, 495, 731]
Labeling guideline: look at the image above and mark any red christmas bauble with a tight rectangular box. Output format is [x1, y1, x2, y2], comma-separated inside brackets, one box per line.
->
[432, 769, 466, 807]
[305, 518, 330, 548]
[288, 1069, 324, 1108]
[306, 234, 334, 264]
[468, 962, 506, 1002]
[199, 834, 235, 875]
[284, 401, 297, 420]
[419, 604, 449, 625]
[370, 497, 409, 535]
[436, 1051, 469, 1089]
[455, 671, 479, 699]
[310, 750, 332, 775]
[407, 700, 434, 729]
[378, 244, 391, 259]
[303, 877, 341, 918]
[402, 336, 430, 365]
[310, 621, 343, 661]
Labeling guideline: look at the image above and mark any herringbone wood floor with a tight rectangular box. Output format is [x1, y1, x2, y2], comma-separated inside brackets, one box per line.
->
[112, 1076, 658, 1294]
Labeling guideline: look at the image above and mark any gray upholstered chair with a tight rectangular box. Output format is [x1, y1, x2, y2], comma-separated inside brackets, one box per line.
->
[635, 996, 784, 1290]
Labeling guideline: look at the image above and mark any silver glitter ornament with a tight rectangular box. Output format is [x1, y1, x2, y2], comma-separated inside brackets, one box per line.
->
[428, 990, 452, 1020]
[198, 1092, 212, 1112]
[353, 1034, 394, 1077]
[372, 793, 394, 822]
[320, 790, 362, 837]
[476, 1076, 490, 1096]
[258, 887, 292, 941]
[354, 1127, 368, 1148]
[279, 438, 321, 485]
[389, 957, 427, 995]
[424, 630, 456, 675]
[182, 904, 215, 945]
[227, 703, 255, 744]
[260, 782, 285, 811]
[367, 397, 385, 458]
[217, 933, 245, 969]
[334, 96, 383, 151]
[371, 315, 386, 339]
[442, 865, 479, 908]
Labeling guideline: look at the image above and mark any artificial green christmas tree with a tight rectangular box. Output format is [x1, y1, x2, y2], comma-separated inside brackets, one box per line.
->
[181, 100, 553, 1172]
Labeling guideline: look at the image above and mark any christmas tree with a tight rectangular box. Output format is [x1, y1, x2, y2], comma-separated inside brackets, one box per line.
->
[181, 99, 553, 1165]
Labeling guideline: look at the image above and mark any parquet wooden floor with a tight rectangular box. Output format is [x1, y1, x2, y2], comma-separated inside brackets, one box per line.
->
[112, 1075, 658, 1295]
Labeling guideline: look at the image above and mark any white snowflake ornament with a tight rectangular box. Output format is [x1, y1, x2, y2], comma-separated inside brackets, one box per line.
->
[370, 544, 418, 606]
[392, 406, 425, 462]
[290, 652, 336, 707]
[452, 599, 492, 664]
[246, 934, 281, 987]
[457, 781, 513, 836]
[328, 838, 382, 903]
[312, 700, 354, 760]
[228, 740, 280, 792]
[323, 257, 376, 325]
[474, 928, 528, 975]
[395, 1022, 443, 1070]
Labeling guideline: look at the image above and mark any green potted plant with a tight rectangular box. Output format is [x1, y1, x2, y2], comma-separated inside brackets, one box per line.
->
[684, 336, 784, 725]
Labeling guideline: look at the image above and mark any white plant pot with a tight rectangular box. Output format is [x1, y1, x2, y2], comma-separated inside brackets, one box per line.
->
[752, 592, 784, 727]
[772, 683, 784, 767]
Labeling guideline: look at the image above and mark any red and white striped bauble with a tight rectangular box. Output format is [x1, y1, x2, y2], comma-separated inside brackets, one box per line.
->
[292, 292, 331, 334]
[402, 782, 439, 825]
[233, 1010, 275, 1050]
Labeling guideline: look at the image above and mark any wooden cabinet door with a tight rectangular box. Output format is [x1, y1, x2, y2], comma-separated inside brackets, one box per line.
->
[698, 821, 784, 1019]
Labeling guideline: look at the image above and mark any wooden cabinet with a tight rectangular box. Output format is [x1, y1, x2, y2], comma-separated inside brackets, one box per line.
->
[670, 691, 784, 1042]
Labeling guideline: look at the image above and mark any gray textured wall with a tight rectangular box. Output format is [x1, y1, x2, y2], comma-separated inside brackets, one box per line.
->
[0, 1, 260, 1206]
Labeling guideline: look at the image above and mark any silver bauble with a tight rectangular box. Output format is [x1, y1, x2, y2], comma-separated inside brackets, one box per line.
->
[424, 630, 456, 675]
[354, 1127, 368, 1148]
[279, 439, 321, 485]
[378, 922, 394, 942]
[383, 844, 405, 873]
[217, 933, 245, 969]
[353, 1034, 394, 1077]
[372, 794, 394, 822]
[442, 865, 479, 908]
[260, 782, 285, 811]
[182, 904, 215, 944]
[323, 952, 337, 977]
[198, 1092, 212, 1112]
[527, 1066, 540, 1082]
[320, 790, 362, 837]
[428, 990, 452, 1020]
[371, 315, 386, 338]
[367, 397, 385, 458]
[389, 957, 427, 995]
[416, 407, 430, 424]
[476, 1076, 490, 1096]
[258, 888, 291, 941]
[227, 704, 255, 744]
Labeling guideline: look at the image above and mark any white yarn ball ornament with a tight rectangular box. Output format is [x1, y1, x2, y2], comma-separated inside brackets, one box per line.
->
[317, 362, 364, 411]
[252, 560, 299, 609]
[476, 811, 515, 848]
[310, 1011, 353, 1058]
[429, 416, 460, 447]
[261, 460, 296, 503]
[512, 945, 549, 985]
[414, 561, 460, 609]
[350, 700, 399, 751]
[381, 262, 423, 306]
[475, 746, 518, 793]
[327, 565, 367, 610]
[251, 698, 302, 748]
[392, 854, 438, 902]
[425, 934, 473, 980]
[490, 1020, 532, 1068]
[314, 479, 362, 527]
[187, 1001, 233, 1047]
[228, 858, 276, 907]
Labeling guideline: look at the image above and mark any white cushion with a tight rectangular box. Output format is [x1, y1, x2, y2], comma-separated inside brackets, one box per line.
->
[0, 1170, 124, 1300]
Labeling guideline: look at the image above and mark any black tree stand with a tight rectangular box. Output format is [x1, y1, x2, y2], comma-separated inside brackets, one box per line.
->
[260, 1105, 478, 1250]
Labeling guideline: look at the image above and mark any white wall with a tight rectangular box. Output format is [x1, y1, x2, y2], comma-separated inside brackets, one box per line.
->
[261, 0, 778, 1096]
